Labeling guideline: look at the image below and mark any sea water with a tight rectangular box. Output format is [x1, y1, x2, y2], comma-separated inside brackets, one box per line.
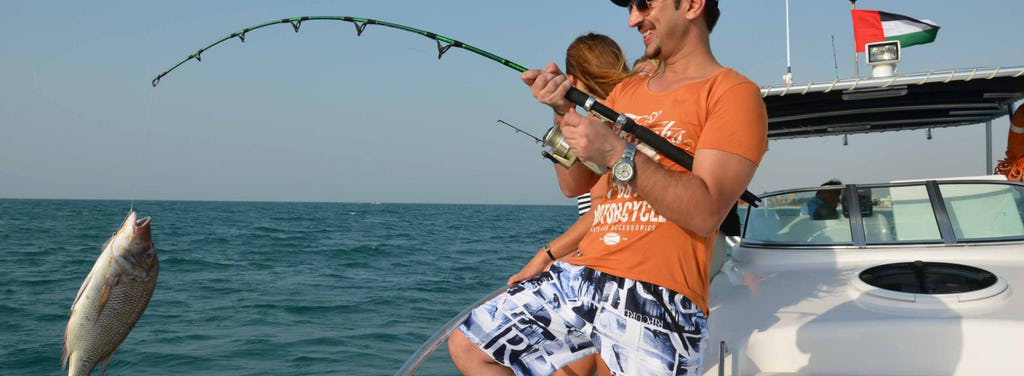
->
[0, 199, 576, 375]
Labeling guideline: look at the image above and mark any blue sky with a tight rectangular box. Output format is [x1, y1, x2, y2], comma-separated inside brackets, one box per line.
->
[1, 1, 1021, 205]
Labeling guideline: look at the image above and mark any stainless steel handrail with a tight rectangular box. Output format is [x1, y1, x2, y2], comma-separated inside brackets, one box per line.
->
[394, 286, 508, 376]
[760, 65, 1024, 97]
[719, 341, 729, 376]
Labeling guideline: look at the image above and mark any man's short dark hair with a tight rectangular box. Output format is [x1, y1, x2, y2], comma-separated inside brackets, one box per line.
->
[673, 0, 720, 33]
[703, 0, 720, 33]
[815, 179, 843, 199]
[820, 178, 843, 187]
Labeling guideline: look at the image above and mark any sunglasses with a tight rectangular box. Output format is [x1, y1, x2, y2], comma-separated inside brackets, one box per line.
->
[629, 0, 651, 11]
[628, 0, 716, 12]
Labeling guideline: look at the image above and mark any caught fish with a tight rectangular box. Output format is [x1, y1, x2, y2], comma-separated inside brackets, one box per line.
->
[62, 211, 158, 376]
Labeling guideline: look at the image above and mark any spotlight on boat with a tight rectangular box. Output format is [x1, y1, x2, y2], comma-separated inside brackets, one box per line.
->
[866, 40, 901, 78]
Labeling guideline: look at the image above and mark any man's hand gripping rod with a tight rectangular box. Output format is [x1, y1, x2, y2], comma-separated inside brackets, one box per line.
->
[563, 87, 760, 206]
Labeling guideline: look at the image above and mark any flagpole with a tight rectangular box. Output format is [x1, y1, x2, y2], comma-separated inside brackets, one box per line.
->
[850, 0, 859, 77]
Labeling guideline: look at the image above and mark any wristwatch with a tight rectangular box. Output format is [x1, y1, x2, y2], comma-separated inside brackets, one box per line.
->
[612, 142, 637, 185]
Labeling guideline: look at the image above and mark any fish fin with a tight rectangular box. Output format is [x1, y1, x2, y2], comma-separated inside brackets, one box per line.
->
[69, 269, 95, 314]
[98, 352, 115, 376]
[95, 274, 120, 319]
[61, 344, 69, 371]
[99, 236, 113, 257]
[64, 350, 87, 376]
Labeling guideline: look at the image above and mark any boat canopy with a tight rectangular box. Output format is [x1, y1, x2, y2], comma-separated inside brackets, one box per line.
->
[762, 66, 1024, 139]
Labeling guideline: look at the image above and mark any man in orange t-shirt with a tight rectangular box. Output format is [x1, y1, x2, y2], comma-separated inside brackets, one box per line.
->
[449, 1, 767, 375]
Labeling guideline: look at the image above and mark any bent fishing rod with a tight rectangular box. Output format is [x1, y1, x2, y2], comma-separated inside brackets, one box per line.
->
[151, 16, 760, 206]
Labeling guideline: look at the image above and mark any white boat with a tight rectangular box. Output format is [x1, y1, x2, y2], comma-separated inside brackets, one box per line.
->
[396, 61, 1024, 376]
[702, 63, 1024, 376]
[706, 176, 1024, 376]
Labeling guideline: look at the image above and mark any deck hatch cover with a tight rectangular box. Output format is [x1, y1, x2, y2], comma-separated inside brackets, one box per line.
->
[859, 261, 996, 294]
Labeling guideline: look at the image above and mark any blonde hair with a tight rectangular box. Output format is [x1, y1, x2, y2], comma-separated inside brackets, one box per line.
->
[565, 33, 631, 100]
[632, 56, 660, 76]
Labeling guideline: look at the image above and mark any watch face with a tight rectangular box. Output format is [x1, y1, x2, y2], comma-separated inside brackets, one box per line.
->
[613, 162, 633, 182]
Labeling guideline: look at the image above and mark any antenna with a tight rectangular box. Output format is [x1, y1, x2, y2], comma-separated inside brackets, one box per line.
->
[831, 35, 840, 79]
[783, 0, 793, 84]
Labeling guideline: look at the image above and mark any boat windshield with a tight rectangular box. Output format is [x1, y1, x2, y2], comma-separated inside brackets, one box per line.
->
[743, 180, 1024, 246]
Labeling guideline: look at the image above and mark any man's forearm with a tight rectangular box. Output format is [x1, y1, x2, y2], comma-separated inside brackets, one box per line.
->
[632, 155, 721, 235]
[630, 150, 757, 236]
[553, 162, 600, 197]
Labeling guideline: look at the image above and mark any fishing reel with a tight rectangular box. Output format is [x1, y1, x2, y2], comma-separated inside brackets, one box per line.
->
[541, 126, 608, 174]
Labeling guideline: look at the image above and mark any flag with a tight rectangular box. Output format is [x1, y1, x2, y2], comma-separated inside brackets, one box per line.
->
[851, 9, 940, 53]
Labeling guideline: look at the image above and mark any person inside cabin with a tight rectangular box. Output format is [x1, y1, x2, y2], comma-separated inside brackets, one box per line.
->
[801, 179, 843, 220]
[450, 0, 768, 375]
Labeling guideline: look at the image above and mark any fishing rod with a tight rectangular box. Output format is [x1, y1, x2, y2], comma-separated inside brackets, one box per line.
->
[151, 16, 760, 206]
[496, 120, 542, 144]
[497, 119, 609, 174]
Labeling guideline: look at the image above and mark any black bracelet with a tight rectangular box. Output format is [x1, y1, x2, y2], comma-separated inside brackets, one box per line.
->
[543, 244, 556, 261]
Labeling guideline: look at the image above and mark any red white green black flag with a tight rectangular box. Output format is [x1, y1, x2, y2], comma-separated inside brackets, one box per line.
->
[851, 9, 940, 53]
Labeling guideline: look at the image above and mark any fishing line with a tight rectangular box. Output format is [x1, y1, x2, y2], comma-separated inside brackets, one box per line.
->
[441, 211, 465, 285]
[129, 89, 158, 213]
[150, 16, 760, 206]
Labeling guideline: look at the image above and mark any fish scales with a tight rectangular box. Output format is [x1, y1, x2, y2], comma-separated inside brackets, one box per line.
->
[63, 211, 158, 376]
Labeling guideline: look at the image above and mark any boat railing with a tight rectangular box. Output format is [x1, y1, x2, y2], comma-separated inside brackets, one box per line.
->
[760, 65, 1024, 97]
[718, 341, 729, 376]
[394, 286, 508, 376]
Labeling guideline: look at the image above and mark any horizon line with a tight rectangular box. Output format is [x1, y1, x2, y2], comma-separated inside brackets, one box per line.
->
[0, 196, 575, 207]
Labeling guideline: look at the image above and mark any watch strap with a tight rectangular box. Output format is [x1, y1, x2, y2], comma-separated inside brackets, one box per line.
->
[612, 143, 637, 184]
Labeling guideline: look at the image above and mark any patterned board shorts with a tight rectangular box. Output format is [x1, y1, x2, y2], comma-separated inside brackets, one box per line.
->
[458, 262, 707, 376]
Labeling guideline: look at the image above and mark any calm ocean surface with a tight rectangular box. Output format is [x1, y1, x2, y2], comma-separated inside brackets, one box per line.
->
[0, 199, 577, 375]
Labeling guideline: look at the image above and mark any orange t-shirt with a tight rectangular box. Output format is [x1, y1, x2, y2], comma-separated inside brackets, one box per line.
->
[572, 68, 768, 315]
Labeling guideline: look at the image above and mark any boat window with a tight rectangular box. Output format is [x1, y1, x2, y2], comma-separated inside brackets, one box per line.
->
[745, 187, 852, 245]
[858, 186, 942, 243]
[939, 183, 1024, 240]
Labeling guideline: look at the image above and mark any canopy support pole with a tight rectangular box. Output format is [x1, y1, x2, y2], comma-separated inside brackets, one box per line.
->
[986, 120, 993, 174]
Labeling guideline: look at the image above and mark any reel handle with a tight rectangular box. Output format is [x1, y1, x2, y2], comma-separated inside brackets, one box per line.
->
[542, 126, 607, 174]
